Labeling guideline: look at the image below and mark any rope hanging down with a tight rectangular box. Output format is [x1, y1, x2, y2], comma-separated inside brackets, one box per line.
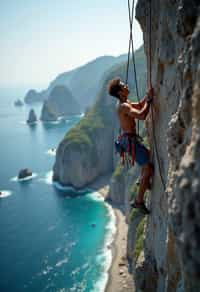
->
[147, 0, 166, 191]
[126, 0, 141, 135]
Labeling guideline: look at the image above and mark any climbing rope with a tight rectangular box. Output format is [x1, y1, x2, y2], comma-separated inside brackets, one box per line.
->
[126, 0, 141, 135]
[127, 0, 140, 104]
[147, 0, 166, 191]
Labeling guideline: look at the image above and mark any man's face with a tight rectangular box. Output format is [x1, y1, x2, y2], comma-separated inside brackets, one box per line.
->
[118, 81, 129, 102]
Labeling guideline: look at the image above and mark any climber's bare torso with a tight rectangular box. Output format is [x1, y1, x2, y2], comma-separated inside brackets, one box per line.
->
[117, 100, 136, 134]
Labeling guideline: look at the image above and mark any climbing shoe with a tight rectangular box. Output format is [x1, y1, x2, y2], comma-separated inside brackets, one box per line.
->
[130, 201, 150, 215]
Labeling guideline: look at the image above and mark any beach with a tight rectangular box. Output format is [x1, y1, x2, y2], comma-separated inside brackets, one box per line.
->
[89, 175, 135, 292]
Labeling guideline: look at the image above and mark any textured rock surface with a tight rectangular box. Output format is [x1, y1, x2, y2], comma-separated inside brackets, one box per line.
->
[27, 109, 37, 123]
[124, 1, 200, 291]
[108, 166, 140, 208]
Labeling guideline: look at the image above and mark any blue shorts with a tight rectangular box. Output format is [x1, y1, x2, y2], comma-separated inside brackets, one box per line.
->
[134, 140, 150, 166]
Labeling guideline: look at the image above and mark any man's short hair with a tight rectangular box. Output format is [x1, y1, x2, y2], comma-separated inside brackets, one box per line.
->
[107, 78, 122, 99]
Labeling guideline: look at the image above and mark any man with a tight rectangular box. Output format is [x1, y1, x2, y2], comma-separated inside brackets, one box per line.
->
[108, 78, 154, 214]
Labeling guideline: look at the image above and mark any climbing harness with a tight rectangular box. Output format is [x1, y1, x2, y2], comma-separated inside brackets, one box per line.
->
[115, 133, 136, 166]
[147, 0, 166, 190]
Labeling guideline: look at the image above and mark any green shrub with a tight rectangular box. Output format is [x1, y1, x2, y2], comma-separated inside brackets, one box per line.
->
[112, 164, 124, 179]
[133, 217, 146, 261]
[64, 104, 106, 149]
[129, 207, 141, 222]
[129, 182, 139, 201]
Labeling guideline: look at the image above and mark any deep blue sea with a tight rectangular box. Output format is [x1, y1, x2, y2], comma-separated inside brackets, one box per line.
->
[0, 88, 115, 292]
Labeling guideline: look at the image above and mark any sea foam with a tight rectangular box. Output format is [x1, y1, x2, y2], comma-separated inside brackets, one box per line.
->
[0, 190, 12, 198]
[92, 201, 116, 292]
[85, 191, 116, 292]
[10, 173, 38, 182]
[38, 171, 53, 185]
[46, 148, 56, 156]
[53, 181, 88, 195]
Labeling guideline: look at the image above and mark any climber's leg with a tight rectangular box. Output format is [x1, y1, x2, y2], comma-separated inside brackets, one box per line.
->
[130, 163, 153, 214]
[130, 140, 154, 214]
[136, 163, 153, 203]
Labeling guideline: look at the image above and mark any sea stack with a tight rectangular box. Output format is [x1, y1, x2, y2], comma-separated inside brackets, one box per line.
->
[40, 101, 58, 121]
[18, 168, 32, 179]
[40, 85, 80, 121]
[14, 99, 23, 106]
[27, 109, 37, 124]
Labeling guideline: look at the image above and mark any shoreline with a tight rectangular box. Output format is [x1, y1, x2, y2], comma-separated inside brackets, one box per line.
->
[89, 175, 135, 292]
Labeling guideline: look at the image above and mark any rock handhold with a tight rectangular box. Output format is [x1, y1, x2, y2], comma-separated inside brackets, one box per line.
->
[18, 168, 32, 179]
[27, 109, 37, 124]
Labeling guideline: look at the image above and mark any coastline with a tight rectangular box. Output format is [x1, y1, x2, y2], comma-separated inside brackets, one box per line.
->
[89, 175, 135, 292]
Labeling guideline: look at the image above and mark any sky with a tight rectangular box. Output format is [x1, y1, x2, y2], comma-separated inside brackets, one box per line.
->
[0, 0, 143, 89]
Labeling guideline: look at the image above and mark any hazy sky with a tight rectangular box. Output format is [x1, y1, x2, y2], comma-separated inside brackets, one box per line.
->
[0, 0, 143, 89]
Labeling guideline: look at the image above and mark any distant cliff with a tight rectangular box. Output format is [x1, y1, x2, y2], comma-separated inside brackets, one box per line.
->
[24, 89, 46, 104]
[24, 55, 128, 109]
[53, 47, 146, 188]
[40, 85, 80, 121]
[52, 80, 116, 188]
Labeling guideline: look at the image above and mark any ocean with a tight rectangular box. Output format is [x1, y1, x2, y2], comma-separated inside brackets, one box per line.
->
[0, 88, 115, 292]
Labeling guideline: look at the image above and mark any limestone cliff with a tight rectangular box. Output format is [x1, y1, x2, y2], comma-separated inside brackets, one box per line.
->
[123, 1, 200, 291]
[52, 79, 117, 188]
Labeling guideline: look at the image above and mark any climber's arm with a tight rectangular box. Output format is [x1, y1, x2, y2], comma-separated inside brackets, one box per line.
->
[131, 95, 147, 110]
[131, 88, 154, 110]
[121, 102, 150, 120]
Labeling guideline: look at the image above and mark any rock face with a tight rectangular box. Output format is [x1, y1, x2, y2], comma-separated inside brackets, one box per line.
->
[24, 89, 46, 104]
[40, 85, 80, 121]
[123, 1, 200, 291]
[18, 168, 32, 179]
[27, 109, 37, 123]
[108, 165, 140, 208]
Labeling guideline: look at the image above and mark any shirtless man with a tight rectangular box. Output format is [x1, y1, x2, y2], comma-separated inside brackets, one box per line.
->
[108, 78, 154, 214]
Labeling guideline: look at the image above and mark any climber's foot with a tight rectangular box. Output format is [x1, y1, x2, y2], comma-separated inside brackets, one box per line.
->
[130, 200, 150, 215]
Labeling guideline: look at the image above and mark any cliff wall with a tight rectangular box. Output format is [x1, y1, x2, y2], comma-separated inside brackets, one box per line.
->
[125, 1, 200, 291]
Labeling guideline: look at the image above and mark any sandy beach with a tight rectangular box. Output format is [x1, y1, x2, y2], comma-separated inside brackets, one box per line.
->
[89, 175, 135, 292]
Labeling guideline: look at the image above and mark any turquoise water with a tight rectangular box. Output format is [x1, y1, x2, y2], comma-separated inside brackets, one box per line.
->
[0, 88, 115, 292]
